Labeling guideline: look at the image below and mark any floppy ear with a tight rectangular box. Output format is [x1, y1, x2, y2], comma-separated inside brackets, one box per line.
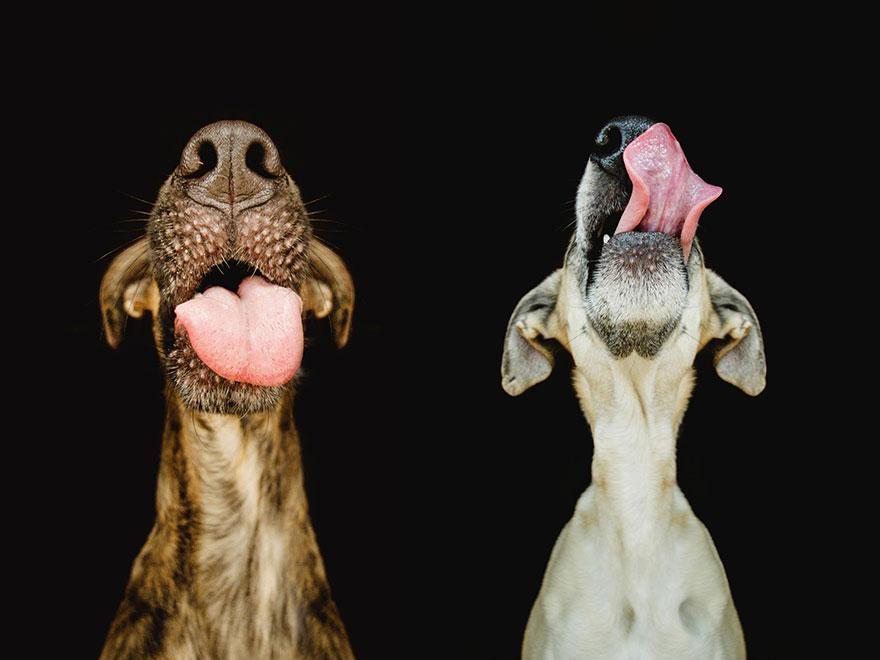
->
[501, 270, 562, 396]
[99, 238, 157, 349]
[303, 240, 355, 348]
[704, 269, 767, 396]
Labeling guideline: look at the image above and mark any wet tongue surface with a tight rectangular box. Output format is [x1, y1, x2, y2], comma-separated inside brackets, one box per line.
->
[174, 276, 303, 387]
[614, 123, 722, 260]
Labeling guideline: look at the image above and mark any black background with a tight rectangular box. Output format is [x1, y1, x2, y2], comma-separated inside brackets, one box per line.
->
[34, 24, 839, 660]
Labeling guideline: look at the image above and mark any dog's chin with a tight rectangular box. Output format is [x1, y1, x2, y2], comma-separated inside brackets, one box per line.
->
[585, 231, 688, 359]
[168, 334, 290, 415]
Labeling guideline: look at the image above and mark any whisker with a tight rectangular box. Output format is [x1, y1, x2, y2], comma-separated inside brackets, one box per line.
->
[95, 235, 148, 263]
[560, 217, 579, 232]
[110, 228, 150, 235]
[303, 194, 331, 208]
[562, 327, 589, 349]
[681, 330, 701, 344]
[117, 191, 156, 208]
[309, 218, 349, 224]
[86, 218, 151, 236]
[309, 217, 357, 229]
[310, 233, 344, 253]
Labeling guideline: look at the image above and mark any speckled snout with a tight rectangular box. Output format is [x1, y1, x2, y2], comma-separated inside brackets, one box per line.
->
[599, 231, 684, 280]
[147, 121, 312, 307]
[143, 120, 315, 413]
[584, 232, 688, 358]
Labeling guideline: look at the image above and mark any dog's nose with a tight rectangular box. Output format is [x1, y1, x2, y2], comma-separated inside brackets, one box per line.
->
[591, 115, 655, 178]
[178, 120, 284, 212]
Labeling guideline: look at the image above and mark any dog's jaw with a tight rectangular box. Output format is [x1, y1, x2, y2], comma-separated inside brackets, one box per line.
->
[584, 232, 689, 359]
[146, 143, 313, 415]
[571, 123, 720, 360]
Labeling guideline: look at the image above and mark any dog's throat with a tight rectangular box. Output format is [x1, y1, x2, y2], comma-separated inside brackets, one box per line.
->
[174, 275, 304, 387]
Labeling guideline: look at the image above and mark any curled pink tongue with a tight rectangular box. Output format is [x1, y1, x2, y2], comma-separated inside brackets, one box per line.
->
[614, 123, 722, 260]
[174, 276, 303, 387]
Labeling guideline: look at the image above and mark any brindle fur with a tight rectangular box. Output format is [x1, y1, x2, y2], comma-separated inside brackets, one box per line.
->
[101, 389, 351, 659]
[99, 121, 355, 658]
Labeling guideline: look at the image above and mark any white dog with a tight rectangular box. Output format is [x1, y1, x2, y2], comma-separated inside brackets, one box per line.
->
[502, 117, 765, 660]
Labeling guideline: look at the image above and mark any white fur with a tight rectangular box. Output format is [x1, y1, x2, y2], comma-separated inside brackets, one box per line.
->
[521, 269, 745, 659]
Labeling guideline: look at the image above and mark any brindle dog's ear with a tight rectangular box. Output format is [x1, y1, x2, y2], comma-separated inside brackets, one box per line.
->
[501, 270, 562, 396]
[302, 240, 354, 348]
[99, 238, 157, 349]
[705, 269, 767, 396]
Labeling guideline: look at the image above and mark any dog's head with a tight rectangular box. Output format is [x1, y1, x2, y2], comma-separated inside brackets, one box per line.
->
[101, 120, 353, 415]
[502, 116, 765, 419]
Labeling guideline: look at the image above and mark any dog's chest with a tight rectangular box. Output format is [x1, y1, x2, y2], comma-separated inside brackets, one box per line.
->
[530, 490, 734, 659]
[187, 416, 302, 655]
[197, 523, 298, 652]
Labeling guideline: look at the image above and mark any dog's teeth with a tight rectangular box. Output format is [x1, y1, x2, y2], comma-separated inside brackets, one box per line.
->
[603, 234, 610, 244]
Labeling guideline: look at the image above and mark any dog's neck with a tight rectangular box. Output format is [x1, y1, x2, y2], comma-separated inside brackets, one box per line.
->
[165, 390, 302, 529]
[574, 361, 693, 552]
[144, 387, 350, 656]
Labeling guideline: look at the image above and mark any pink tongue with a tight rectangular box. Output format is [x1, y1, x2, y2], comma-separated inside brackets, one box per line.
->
[615, 123, 722, 260]
[174, 276, 304, 387]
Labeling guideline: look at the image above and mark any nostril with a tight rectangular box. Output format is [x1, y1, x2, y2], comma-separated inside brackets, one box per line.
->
[245, 141, 278, 179]
[594, 124, 623, 159]
[183, 141, 218, 180]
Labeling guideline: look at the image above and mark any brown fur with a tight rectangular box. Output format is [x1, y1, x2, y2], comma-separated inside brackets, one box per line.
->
[100, 389, 353, 659]
[99, 121, 355, 658]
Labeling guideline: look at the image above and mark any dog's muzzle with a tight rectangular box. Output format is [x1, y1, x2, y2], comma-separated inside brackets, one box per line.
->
[580, 116, 722, 356]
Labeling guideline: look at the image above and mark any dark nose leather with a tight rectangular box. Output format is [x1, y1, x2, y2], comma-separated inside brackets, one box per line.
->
[591, 115, 655, 178]
[178, 120, 284, 213]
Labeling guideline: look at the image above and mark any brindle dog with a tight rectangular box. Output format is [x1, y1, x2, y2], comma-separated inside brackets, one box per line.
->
[99, 121, 355, 659]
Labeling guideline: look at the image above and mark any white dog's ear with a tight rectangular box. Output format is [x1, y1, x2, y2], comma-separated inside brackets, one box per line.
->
[501, 270, 562, 396]
[705, 270, 767, 396]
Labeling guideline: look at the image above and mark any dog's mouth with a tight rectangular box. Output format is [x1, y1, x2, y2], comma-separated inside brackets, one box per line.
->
[173, 260, 304, 388]
[586, 123, 722, 267]
[195, 259, 271, 295]
[586, 208, 624, 264]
